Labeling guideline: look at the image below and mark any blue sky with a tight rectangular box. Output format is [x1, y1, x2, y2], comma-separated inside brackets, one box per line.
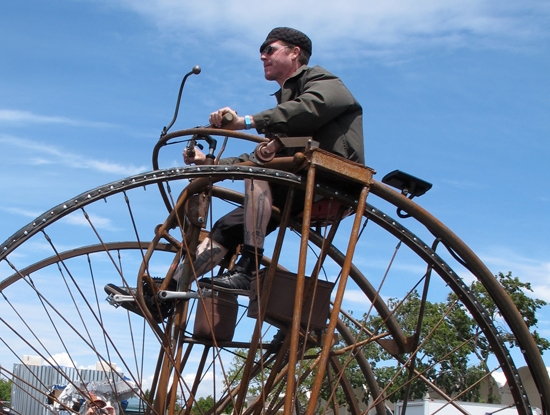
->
[1, 0, 549, 386]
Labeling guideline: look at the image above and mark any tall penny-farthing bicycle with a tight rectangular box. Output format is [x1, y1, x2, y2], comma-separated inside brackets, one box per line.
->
[1, 68, 548, 415]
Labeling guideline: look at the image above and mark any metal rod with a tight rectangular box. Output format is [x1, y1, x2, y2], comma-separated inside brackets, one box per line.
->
[284, 164, 317, 415]
[305, 185, 369, 415]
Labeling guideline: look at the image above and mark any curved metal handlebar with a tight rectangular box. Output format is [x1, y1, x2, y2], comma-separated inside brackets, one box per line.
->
[152, 127, 269, 213]
[161, 66, 201, 138]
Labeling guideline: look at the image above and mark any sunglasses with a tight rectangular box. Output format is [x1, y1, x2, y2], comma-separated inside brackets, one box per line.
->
[261, 45, 289, 56]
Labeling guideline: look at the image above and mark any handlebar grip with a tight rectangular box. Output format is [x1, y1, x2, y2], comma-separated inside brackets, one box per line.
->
[221, 112, 234, 126]
[205, 112, 234, 129]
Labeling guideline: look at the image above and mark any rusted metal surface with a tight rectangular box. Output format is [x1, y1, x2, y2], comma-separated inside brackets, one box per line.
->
[306, 146, 374, 185]
[1, 127, 547, 415]
[304, 185, 369, 415]
[284, 162, 318, 415]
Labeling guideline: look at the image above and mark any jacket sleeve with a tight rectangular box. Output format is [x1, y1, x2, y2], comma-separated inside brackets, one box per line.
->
[218, 153, 251, 165]
[252, 67, 357, 136]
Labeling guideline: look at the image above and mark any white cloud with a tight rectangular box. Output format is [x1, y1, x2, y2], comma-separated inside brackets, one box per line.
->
[341, 289, 372, 305]
[182, 370, 226, 399]
[0, 135, 147, 176]
[105, 0, 549, 57]
[480, 248, 550, 301]
[0, 206, 42, 218]
[60, 213, 117, 231]
[46, 352, 77, 368]
[0, 109, 114, 128]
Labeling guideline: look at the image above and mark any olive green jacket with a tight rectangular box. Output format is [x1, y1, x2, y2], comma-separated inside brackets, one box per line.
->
[252, 65, 364, 164]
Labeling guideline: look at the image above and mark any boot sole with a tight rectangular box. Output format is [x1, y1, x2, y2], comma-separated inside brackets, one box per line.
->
[198, 281, 250, 296]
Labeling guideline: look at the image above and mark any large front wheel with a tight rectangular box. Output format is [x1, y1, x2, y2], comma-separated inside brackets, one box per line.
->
[0, 164, 547, 415]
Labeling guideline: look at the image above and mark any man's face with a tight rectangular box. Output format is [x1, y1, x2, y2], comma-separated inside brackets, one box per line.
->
[260, 41, 298, 85]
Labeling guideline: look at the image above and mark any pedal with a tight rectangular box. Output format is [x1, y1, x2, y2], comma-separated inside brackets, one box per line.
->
[157, 290, 203, 300]
[106, 294, 120, 308]
[106, 294, 135, 307]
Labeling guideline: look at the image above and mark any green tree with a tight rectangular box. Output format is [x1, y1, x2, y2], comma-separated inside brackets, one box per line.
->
[224, 271, 548, 407]
[224, 345, 325, 411]
[354, 290, 486, 403]
[449, 271, 550, 401]
[357, 271, 549, 404]
[454, 271, 550, 354]
[190, 395, 215, 415]
[0, 377, 11, 402]
[190, 394, 233, 414]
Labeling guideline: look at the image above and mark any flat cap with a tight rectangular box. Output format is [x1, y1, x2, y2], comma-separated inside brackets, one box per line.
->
[260, 27, 312, 56]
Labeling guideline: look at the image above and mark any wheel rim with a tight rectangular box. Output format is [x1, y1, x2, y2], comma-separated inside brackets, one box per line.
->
[0, 164, 546, 415]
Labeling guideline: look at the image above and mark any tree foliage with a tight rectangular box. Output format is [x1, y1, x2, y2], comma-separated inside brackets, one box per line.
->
[190, 395, 215, 415]
[355, 271, 549, 404]
[0, 377, 11, 402]
[225, 271, 548, 407]
[452, 271, 550, 355]
[354, 291, 487, 402]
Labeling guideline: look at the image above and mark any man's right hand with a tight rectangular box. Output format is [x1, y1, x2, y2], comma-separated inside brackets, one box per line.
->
[183, 146, 206, 165]
[209, 107, 240, 129]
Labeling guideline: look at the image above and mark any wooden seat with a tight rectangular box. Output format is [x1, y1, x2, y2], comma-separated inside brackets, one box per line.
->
[296, 198, 353, 227]
[295, 147, 375, 227]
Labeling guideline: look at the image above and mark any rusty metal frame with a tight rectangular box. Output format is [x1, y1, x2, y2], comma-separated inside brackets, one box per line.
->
[1, 128, 548, 414]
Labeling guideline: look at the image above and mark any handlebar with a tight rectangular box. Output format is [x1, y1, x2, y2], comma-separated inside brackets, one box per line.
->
[184, 113, 235, 161]
[153, 65, 267, 211]
[161, 66, 201, 138]
[205, 112, 234, 129]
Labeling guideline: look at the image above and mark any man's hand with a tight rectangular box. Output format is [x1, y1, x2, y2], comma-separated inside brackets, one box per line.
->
[209, 107, 242, 129]
[183, 145, 206, 165]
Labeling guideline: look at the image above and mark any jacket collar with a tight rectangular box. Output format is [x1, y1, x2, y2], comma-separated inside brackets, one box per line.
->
[273, 65, 309, 100]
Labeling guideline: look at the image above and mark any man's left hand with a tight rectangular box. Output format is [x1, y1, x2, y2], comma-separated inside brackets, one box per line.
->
[183, 145, 206, 165]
